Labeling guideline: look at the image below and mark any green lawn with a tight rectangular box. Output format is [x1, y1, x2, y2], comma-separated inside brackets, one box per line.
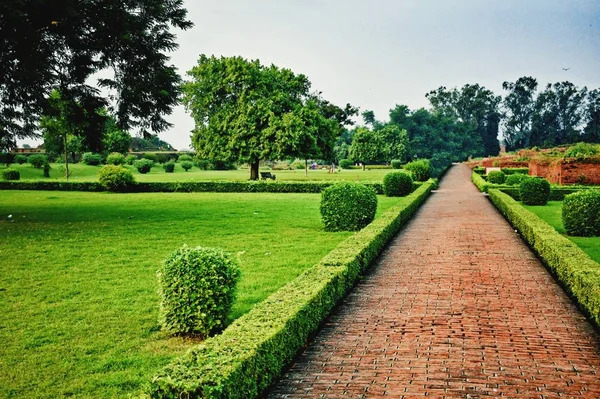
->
[2, 163, 392, 182]
[0, 190, 404, 398]
[523, 201, 600, 263]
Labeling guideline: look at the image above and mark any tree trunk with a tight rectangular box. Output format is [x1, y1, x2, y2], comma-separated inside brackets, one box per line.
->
[362, 163, 365, 171]
[250, 160, 259, 180]
[305, 159, 308, 177]
[63, 134, 70, 181]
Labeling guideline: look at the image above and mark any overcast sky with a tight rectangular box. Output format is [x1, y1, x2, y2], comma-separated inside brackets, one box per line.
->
[22, 0, 600, 150]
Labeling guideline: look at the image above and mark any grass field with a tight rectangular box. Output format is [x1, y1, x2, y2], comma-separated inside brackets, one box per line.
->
[523, 201, 600, 263]
[1, 163, 392, 182]
[0, 190, 405, 398]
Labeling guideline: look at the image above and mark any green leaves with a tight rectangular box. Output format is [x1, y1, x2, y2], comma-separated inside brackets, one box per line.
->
[320, 183, 378, 231]
[562, 190, 600, 237]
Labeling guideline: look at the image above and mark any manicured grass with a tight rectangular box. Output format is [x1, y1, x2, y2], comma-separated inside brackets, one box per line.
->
[523, 201, 600, 263]
[0, 190, 402, 398]
[2, 163, 392, 182]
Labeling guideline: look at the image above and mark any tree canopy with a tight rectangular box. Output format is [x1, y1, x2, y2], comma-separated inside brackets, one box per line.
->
[0, 0, 192, 150]
[182, 55, 356, 179]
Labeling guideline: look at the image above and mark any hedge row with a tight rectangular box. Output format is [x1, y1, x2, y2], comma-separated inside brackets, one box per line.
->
[488, 189, 600, 329]
[146, 181, 435, 398]
[0, 180, 422, 195]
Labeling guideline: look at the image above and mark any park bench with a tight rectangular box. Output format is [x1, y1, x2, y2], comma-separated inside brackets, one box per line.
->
[260, 172, 276, 180]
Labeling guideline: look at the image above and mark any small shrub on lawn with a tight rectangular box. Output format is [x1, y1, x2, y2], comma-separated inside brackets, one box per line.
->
[1, 168, 20, 180]
[291, 160, 306, 170]
[125, 154, 137, 165]
[142, 153, 159, 163]
[505, 173, 529, 186]
[28, 154, 48, 168]
[163, 161, 175, 173]
[157, 245, 241, 337]
[487, 170, 506, 184]
[14, 154, 28, 164]
[320, 182, 377, 231]
[180, 161, 193, 171]
[383, 171, 413, 197]
[562, 190, 600, 237]
[82, 152, 103, 166]
[134, 158, 154, 174]
[519, 177, 550, 205]
[98, 165, 135, 192]
[403, 159, 430, 181]
[177, 154, 193, 163]
[106, 152, 126, 165]
[390, 159, 403, 169]
[195, 159, 211, 170]
[339, 159, 353, 169]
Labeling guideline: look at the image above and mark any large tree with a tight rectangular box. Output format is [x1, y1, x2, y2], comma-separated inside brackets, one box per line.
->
[348, 127, 383, 169]
[0, 0, 192, 150]
[583, 89, 600, 143]
[501, 77, 538, 150]
[183, 55, 354, 179]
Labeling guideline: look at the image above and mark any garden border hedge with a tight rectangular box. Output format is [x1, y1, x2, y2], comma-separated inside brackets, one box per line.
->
[146, 181, 435, 398]
[487, 189, 600, 330]
[0, 180, 425, 195]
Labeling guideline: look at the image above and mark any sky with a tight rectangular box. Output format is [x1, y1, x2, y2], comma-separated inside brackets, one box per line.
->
[21, 0, 600, 150]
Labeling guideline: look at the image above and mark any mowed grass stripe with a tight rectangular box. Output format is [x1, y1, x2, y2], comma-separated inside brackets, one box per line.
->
[0, 190, 401, 398]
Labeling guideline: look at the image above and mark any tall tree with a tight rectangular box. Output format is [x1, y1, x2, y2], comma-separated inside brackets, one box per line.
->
[582, 89, 600, 143]
[376, 124, 409, 162]
[501, 77, 538, 150]
[183, 55, 353, 179]
[0, 0, 192, 150]
[348, 127, 382, 169]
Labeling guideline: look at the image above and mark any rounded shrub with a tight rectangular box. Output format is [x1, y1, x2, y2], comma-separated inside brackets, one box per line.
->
[1, 168, 20, 180]
[505, 173, 529, 186]
[142, 153, 159, 163]
[177, 154, 193, 163]
[339, 159, 353, 169]
[28, 154, 48, 168]
[519, 177, 551, 205]
[487, 170, 506, 184]
[157, 245, 241, 336]
[133, 158, 154, 174]
[162, 161, 175, 173]
[82, 152, 103, 166]
[14, 154, 28, 164]
[106, 152, 126, 165]
[125, 154, 137, 165]
[383, 171, 413, 197]
[562, 190, 600, 237]
[180, 161, 193, 171]
[320, 182, 378, 231]
[390, 159, 403, 169]
[195, 159, 211, 170]
[403, 159, 430, 181]
[98, 165, 135, 192]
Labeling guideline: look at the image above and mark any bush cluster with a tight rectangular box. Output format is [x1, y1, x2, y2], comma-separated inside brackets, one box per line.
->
[106, 152, 126, 165]
[473, 166, 485, 175]
[339, 159, 353, 169]
[487, 170, 506, 184]
[162, 161, 175, 173]
[390, 159, 403, 169]
[320, 182, 378, 231]
[1, 168, 20, 180]
[125, 154, 137, 165]
[82, 152, 103, 166]
[28, 154, 48, 168]
[383, 171, 413, 197]
[97, 165, 135, 192]
[0, 152, 15, 166]
[142, 153, 159, 163]
[134, 159, 154, 174]
[177, 154, 193, 163]
[157, 245, 241, 337]
[403, 159, 430, 181]
[564, 142, 600, 160]
[14, 154, 28, 164]
[519, 177, 550, 205]
[501, 167, 529, 175]
[505, 173, 528, 186]
[562, 190, 600, 237]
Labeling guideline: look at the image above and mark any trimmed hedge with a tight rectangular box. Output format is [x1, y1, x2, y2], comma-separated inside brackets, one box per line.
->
[505, 173, 528, 186]
[383, 171, 413, 197]
[562, 190, 600, 237]
[519, 177, 550, 205]
[1, 168, 20, 180]
[487, 170, 506, 184]
[488, 189, 600, 329]
[320, 183, 378, 231]
[147, 181, 434, 398]
[501, 167, 529, 175]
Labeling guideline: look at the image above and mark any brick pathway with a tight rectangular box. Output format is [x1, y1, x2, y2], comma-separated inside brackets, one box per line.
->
[269, 164, 600, 398]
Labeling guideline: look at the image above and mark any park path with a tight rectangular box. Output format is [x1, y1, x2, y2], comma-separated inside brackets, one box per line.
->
[268, 164, 600, 398]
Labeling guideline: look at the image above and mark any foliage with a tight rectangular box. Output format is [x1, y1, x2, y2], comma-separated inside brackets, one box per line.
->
[180, 161, 193, 171]
[105, 152, 126, 165]
[0, 0, 193, 150]
[134, 158, 154, 174]
[383, 171, 413, 197]
[339, 159, 354, 169]
[177, 154, 193, 163]
[125, 154, 137, 165]
[1, 167, 20, 180]
[142, 153, 159, 162]
[183, 55, 356, 180]
[97, 165, 135, 192]
[563, 142, 600, 160]
[348, 127, 383, 166]
[320, 183, 378, 231]
[0, 152, 14, 166]
[157, 245, 241, 337]
[376, 125, 409, 162]
[82, 152, 102, 166]
[391, 159, 403, 169]
[162, 161, 175, 173]
[14, 154, 27, 164]
[519, 177, 550, 205]
[562, 190, 600, 237]
[147, 182, 434, 398]
[502, 77, 538, 150]
[131, 135, 176, 152]
[487, 170, 506, 184]
[505, 173, 529, 186]
[102, 128, 132, 154]
[403, 159, 430, 181]
[488, 189, 600, 330]
[501, 167, 529, 175]
[28, 154, 48, 168]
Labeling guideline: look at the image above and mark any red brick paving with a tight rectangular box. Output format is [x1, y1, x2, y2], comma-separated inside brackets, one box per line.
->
[269, 164, 600, 398]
